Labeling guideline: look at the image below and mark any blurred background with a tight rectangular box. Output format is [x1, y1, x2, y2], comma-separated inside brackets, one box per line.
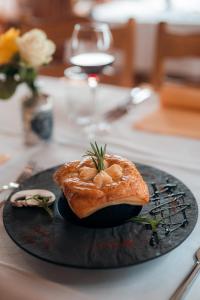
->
[0, 0, 199, 88]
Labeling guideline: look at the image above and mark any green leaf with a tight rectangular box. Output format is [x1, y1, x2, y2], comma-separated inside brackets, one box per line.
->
[0, 77, 18, 100]
[129, 216, 161, 232]
[0, 58, 38, 98]
[19, 66, 37, 92]
[0, 63, 19, 77]
[33, 194, 54, 218]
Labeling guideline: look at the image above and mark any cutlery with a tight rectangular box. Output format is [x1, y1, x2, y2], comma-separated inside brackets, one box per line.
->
[0, 182, 19, 193]
[170, 247, 200, 300]
[105, 86, 153, 122]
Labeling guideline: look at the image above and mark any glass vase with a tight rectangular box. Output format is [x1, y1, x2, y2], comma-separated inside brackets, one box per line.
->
[21, 92, 53, 146]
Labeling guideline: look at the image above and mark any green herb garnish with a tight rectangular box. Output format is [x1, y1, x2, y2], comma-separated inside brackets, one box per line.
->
[129, 216, 161, 232]
[84, 142, 107, 172]
[33, 195, 53, 218]
[24, 195, 53, 218]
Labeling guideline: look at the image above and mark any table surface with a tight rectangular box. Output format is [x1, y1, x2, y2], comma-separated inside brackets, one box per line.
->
[0, 76, 200, 300]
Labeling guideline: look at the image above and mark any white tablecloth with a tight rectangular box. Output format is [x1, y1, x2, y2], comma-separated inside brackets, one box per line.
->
[0, 76, 200, 300]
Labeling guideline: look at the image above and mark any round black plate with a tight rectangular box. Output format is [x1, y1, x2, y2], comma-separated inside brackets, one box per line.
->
[3, 164, 198, 269]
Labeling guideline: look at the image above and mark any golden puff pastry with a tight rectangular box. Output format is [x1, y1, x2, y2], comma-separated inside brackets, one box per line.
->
[54, 154, 149, 219]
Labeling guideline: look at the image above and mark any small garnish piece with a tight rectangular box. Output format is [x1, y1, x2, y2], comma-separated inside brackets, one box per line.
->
[129, 216, 161, 232]
[15, 194, 53, 218]
[93, 170, 113, 188]
[83, 142, 107, 172]
[105, 164, 123, 180]
[10, 189, 55, 218]
[79, 166, 97, 181]
[31, 194, 54, 218]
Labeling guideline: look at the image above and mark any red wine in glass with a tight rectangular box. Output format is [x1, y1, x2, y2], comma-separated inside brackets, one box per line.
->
[70, 52, 115, 75]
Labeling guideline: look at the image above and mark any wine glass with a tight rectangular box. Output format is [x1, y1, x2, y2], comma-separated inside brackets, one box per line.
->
[68, 22, 114, 138]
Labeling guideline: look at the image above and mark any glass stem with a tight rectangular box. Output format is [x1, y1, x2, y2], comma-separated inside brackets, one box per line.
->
[88, 74, 99, 127]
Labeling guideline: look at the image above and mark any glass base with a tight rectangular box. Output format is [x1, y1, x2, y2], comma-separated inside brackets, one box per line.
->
[64, 66, 87, 80]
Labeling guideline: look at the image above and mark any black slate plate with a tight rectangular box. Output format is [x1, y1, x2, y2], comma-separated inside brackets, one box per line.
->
[3, 164, 198, 269]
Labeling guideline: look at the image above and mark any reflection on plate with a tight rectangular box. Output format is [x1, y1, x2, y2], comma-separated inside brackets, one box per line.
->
[3, 164, 198, 269]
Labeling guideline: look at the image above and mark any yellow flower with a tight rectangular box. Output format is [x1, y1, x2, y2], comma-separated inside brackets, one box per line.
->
[0, 28, 20, 65]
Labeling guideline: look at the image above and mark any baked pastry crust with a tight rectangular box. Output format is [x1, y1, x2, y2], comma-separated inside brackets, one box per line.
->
[54, 155, 149, 218]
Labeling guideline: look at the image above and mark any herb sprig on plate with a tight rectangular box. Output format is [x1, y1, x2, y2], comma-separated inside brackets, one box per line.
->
[84, 142, 107, 172]
[17, 194, 54, 218]
[33, 195, 54, 218]
[129, 216, 161, 232]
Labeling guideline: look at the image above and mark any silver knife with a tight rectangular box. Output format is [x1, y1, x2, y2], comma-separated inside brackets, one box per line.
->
[105, 86, 153, 122]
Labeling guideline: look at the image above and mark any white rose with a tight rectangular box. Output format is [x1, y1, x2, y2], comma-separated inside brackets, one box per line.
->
[17, 29, 56, 68]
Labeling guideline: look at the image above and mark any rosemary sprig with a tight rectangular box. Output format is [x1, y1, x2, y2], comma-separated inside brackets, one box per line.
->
[128, 216, 161, 232]
[83, 142, 107, 172]
[21, 195, 54, 218]
[33, 195, 54, 218]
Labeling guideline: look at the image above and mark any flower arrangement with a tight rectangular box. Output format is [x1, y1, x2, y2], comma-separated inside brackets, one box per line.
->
[0, 28, 56, 99]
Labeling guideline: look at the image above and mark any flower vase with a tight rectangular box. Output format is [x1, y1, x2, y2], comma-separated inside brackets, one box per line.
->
[21, 92, 53, 146]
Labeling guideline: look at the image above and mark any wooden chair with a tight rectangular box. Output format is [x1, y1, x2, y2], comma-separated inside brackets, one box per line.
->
[22, 0, 73, 19]
[0, 18, 14, 33]
[151, 22, 200, 89]
[0, 18, 5, 33]
[102, 18, 135, 87]
[20, 17, 135, 87]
